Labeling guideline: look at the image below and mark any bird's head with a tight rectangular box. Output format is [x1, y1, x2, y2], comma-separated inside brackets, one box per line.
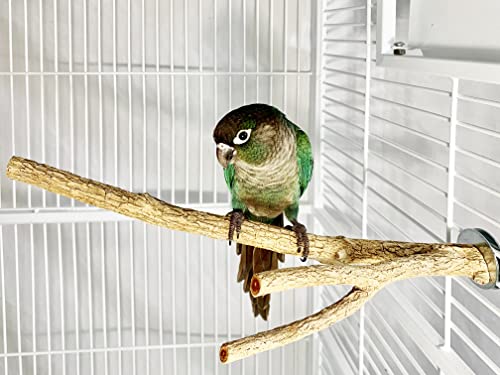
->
[213, 103, 285, 168]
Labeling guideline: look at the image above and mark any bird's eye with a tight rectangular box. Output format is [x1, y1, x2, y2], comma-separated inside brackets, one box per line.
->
[233, 129, 252, 145]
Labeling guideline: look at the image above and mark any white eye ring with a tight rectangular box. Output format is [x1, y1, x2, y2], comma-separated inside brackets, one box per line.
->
[233, 129, 252, 145]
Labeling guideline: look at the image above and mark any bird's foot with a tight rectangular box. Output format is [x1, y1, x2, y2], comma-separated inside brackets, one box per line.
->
[286, 220, 309, 262]
[226, 209, 245, 245]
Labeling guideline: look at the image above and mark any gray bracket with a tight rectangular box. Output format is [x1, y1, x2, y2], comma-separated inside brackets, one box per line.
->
[457, 228, 500, 289]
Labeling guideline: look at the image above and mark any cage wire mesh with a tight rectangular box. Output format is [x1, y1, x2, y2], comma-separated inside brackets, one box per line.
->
[1, 0, 500, 374]
[319, 1, 500, 375]
[0, 0, 316, 374]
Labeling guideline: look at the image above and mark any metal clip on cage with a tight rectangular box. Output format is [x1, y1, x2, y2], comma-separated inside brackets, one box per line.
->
[458, 228, 500, 289]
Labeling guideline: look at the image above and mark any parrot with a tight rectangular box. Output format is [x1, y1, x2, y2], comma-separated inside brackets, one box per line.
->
[213, 103, 313, 320]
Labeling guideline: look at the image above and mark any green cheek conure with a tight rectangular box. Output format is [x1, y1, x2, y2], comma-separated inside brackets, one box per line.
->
[213, 103, 314, 320]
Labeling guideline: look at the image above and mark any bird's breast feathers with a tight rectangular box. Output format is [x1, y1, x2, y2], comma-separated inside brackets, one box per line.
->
[233, 141, 299, 218]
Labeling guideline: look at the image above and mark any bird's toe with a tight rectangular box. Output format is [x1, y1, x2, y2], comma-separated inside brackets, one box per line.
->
[227, 209, 245, 245]
[289, 220, 309, 261]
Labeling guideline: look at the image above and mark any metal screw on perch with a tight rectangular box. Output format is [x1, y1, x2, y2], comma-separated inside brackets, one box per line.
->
[393, 41, 407, 55]
[5, 156, 500, 363]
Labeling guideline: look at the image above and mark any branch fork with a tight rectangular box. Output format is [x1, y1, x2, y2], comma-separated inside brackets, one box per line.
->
[5, 156, 498, 363]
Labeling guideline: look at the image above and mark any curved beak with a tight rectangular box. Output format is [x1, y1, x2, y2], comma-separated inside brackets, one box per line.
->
[216, 143, 236, 168]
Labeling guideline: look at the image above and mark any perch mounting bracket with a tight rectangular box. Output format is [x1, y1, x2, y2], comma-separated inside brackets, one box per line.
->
[458, 228, 500, 289]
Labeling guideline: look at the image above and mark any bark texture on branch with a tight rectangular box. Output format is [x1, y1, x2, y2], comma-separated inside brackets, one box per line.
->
[220, 286, 378, 364]
[5, 156, 495, 364]
[6, 156, 495, 271]
[226, 243, 491, 362]
[251, 246, 491, 297]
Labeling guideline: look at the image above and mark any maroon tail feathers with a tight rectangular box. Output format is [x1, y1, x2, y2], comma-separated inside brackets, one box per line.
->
[236, 214, 285, 320]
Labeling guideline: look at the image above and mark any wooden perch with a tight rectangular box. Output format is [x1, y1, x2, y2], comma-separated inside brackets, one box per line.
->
[226, 246, 492, 363]
[5, 156, 497, 364]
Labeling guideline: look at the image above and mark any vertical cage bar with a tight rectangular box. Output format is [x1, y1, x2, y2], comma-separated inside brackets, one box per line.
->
[140, 0, 151, 371]
[129, 224, 136, 375]
[113, 0, 118, 187]
[85, 224, 95, 375]
[155, 0, 165, 372]
[281, 2, 288, 373]
[143, 221, 149, 375]
[359, 1, 373, 373]
[24, 0, 32, 207]
[100, 223, 108, 375]
[126, 1, 136, 371]
[170, 0, 176, 204]
[71, 223, 80, 375]
[213, 240, 218, 375]
[14, 225, 22, 373]
[226, 243, 231, 375]
[82, 1, 94, 372]
[111, 1, 122, 373]
[114, 218, 122, 375]
[283, 0, 288, 108]
[239, 0, 246, 360]
[256, 0, 260, 97]
[11, 10, 20, 333]
[68, 0, 75, 207]
[54, 0, 60, 207]
[269, 0, 274, 100]
[199, 236, 205, 372]
[198, 0, 204, 203]
[213, 0, 218, 204]
[97, 0, 103, 182]
[186, 235, 191, 375]
[9, 0, 16, 207]
[170, 231, 177, 374]
[361, 2, 372, 241]
[97, 1, 108, 371]
[68, 1, 78, 368]
[57, 224, 67, 374]
[312, 1, 325, 212]
[156, 0, 161, 203]
[198, 0, 204, 204]
[184, 0, 190, 204]
[30, 224, 37, 374]
[83, 0, 88, 201]
[228, 0, 232, 109]
[227, 2, 235, 358]
[243, 0, 246, 97]
[157, 229, 164, 371]
[293, 2, 302, 373]
[55, 0, 65, 352]
[157, 225, 164, 371]
[443, 77, 459, 352]
[39, 0, 46, 207]
[295, 0, 301, 117]
[43, 223, 52, 375]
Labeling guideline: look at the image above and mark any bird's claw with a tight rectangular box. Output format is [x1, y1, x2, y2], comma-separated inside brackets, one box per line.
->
[286, 220, 309, 262]
[227, 209, 245, 245]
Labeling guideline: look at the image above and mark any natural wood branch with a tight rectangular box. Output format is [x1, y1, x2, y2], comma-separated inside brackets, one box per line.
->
[6, 156, 495, 268]
[220, 286, 379, 364]
[223, 244, 492, 362]
[251, 247, 491, 297]
[5, 156, 496, 364]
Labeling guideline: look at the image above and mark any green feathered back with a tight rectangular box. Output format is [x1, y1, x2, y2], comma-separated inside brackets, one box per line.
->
[287, 120, 314, 197]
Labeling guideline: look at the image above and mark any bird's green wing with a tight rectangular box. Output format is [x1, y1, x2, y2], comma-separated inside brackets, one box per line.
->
[224, 164, 246, 211]
[294, 126, 314, 197]
[223, 163, 235, 190]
